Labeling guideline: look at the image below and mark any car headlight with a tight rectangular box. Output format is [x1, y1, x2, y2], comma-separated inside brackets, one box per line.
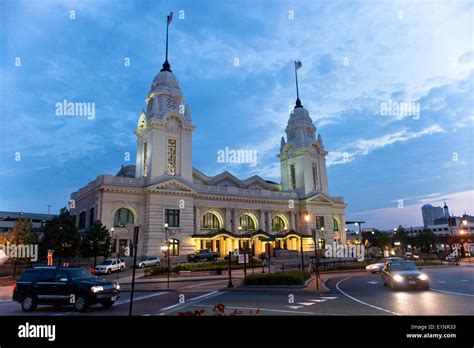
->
[418, 274, 428, 281]
[114, 282, 120, 290]
[91, 286, 104, 293]
[393, 274, 404, 282]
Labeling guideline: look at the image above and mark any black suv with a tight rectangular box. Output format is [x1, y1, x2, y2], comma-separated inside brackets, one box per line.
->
[13, 266, 120, 312]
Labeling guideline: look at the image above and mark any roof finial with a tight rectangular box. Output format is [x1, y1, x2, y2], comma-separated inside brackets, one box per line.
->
[294, 61, 303, 108]
[161, 12, 174, 72]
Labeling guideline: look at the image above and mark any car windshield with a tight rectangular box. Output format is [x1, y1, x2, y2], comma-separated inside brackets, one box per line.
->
[69, 269, 95, 280]
[391, 262, 417, 271]
[100, 260, 113, 265]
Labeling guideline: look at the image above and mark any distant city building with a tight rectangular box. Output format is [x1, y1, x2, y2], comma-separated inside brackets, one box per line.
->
[0, 211, 56, 240]
[422, 202, 449, 226]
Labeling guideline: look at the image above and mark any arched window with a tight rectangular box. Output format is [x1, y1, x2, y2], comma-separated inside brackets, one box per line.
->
[201, 212, 221, 230]
[333, 218, 339, 231]
[114, 208, 134, 227]
[271, 215, 286, 231]
[239, 214, 255, 231]
[89, 207, 95, 227]
[79, 211, 86, 229]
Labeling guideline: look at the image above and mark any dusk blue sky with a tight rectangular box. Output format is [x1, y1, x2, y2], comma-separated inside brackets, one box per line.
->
[1, 0, 473, 229]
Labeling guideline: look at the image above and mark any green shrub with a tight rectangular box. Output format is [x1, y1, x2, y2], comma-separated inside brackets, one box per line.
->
[144, 265, 168, 275]
[173, 260, 262, 272]
[242, 270, 310, 286]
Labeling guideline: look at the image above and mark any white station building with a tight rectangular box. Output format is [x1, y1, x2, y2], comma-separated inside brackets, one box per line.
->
[70, 47, 347, 261]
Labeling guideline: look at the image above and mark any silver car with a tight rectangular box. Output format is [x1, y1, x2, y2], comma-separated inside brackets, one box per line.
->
[366, 257, 404, 274]
[137, 257, 161, 268]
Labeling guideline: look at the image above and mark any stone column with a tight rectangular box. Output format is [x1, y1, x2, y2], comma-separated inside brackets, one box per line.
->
[260, 210, 265, 231]
[195, 206, 200, 232]
[225, 209, 232, 231]
[232, 209, 239, 233]
[290, 212, 295, 231]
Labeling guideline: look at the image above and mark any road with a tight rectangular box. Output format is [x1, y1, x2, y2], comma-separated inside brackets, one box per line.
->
[0, 266, 472, 316]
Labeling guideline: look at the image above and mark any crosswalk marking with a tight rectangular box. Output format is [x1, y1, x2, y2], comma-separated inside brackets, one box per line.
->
[367, 281, 379, 284]
[320, 296, 338, 300]
[309, 299, 326, 303]
[298, 302, 315, 306]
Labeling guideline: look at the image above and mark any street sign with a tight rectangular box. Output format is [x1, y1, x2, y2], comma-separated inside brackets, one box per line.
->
[238, 254, 249, 264]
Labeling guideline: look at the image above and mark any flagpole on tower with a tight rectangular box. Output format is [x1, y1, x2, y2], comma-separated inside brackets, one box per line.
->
[161, 11, 173, 72]
[294, 61, 303, 108]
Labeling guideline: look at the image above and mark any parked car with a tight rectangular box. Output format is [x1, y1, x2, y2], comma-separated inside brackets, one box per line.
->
[137, 257, 161, 268]
[365, 257, 404, 274]
[381, 260, 429, 290]
[404, 252, 419, 259]
[13, 266, 120, 312]
[187, 249, 220, 262]
[95, 258, 126, 274]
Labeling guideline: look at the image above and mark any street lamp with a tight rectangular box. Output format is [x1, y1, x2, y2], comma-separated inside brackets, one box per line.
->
[164, 223, 170, 290]
[238, 226, 246, 276]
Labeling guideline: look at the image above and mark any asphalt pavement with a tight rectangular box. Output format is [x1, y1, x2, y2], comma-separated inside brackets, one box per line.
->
[0, 266, 471, 316]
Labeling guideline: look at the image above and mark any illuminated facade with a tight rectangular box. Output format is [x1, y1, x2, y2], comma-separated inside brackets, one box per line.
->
[70, 62, 346, 261]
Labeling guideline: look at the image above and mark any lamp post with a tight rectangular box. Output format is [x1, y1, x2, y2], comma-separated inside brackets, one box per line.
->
[164, 223, 170, 290]
[303, 212, 310, 271]
[238, 226, 246, 277]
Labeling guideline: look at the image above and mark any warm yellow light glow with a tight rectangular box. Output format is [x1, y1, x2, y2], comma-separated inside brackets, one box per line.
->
[462, 219, 468, 226]
[304, 213, 310, 222]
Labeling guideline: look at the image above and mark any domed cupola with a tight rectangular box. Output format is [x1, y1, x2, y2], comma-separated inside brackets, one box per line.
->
[285, 106, 317, 149]
[145, 70, 185, 120]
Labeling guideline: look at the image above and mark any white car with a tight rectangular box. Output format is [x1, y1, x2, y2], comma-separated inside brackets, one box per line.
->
[95, 258, 126, 274]
[366, 257, 404, 274]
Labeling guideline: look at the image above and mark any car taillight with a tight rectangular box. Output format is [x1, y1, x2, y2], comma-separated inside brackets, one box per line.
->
[13, 283, 17, 291]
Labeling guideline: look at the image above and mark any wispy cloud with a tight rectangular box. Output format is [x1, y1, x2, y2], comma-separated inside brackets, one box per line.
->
[327, 125, 445, 166]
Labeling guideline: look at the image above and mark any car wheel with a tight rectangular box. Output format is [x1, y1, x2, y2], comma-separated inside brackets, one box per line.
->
[371, 271, 376, 274]
[390, 281, 397, 290]
[120, 266, 124, 272]
[156, 262, 160, 266]
[139, 264, 145, 268]
[107, 268, 111, 274]
[421, 284, 429, 291]
[21, 295, 37, 312]
[100, 299, 115, 309]
[73, 296, 89, 312]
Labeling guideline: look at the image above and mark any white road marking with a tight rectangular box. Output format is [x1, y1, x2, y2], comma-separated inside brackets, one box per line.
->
[430, 288, 474, 297]
[285, 305, 304, 309]
[335, 277, 401, 316]
[298, 302, 315, 306]
[367, 281, 379, 284]
[320, 296, 338, 299]
[159, 290, 221, 313]
[116, 291, 169, 305]
[309, 299, 327, 303]
[436, 281, 447, 284]
[460, 280, 469, 282]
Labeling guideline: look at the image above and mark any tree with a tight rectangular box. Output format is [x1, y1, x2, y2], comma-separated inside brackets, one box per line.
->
[8, 218, 36, 245]
[414, 228, 439, 253]
[393, 225, 408, 252]
[8, 218, 37, 276]
[43, 207, 79, 266]
[374, 231, 392, 251]
[80, 220, 111, 267]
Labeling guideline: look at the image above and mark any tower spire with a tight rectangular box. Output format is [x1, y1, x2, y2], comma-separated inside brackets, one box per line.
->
[294, 61, 303, 108]
[161, 12, 173, 72]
